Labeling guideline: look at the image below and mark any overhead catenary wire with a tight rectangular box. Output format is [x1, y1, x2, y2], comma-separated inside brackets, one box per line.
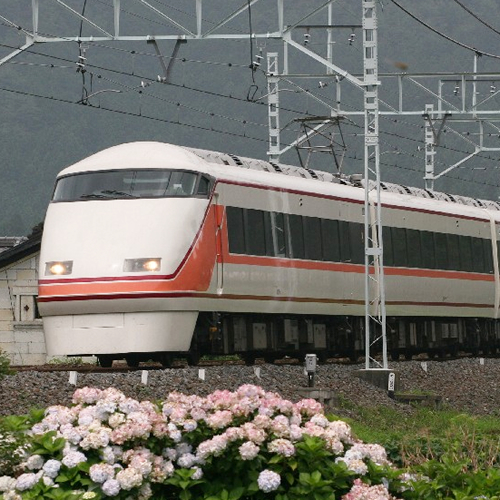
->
[1, 7, 499, 194]
[450, 0, 500, 38]
[0, 85, 268, 143]
[388, 0, 500, 60]
[3, 38, 499, 174]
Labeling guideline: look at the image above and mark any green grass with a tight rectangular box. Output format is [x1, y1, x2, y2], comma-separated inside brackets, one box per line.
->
[332, 401, 500, 470]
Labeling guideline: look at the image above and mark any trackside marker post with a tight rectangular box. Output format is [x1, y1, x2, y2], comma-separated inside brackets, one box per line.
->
[69, 371, 78, 385]
[253, 367, 261, 379]
[387, 372, 395, 399]
[305, 354, 317, 387]
[141, 370, 148, 385]
[198, 369, 205, 381]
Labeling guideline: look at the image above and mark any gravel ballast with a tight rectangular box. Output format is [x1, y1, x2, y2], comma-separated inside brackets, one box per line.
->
[1, 357, 499, 417]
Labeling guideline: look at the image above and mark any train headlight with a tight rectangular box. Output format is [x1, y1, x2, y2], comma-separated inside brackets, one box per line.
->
[124, 258, 161, 272]
[45, 261, 73, 276]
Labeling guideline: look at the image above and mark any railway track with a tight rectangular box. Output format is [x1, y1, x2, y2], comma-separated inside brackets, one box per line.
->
[9, 351, 481, 373]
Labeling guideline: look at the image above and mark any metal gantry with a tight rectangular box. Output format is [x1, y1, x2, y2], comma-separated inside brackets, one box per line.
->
[3, 0, 500, 368]
[361, 0, 387, 369]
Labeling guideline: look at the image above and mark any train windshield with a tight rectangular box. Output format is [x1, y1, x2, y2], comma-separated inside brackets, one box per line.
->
[52, 170, 210, 202]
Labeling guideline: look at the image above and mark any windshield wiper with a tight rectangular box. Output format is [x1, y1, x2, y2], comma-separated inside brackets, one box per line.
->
[101, 189, 137, 198]
[79, 190, 137, 200]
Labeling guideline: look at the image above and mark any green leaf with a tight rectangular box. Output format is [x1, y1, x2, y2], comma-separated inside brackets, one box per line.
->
[228, 486, 245, 500]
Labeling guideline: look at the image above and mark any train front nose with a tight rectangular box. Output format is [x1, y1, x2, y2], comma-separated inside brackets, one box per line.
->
[38, 198, 214, 360]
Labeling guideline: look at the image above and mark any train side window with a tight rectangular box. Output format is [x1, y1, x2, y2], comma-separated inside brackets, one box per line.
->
[303, 216, 323, 261]
[497, 242, 500, 272]
[459, 235, 473, 272]
[263, 212, 274, 257]
[434, 232, 448, 269]
[244, 209, 267, 256]
[226, 207, 245, 254]
[406, 229, 422, 268]
[483, 238, 494, 273]
[271, 212, 286, 257]
[382, 226, 394, 266]
[339, 221, 351, 262]
[471, 237, 485, 273]
[321, 219, 341, 262]
[196, 176, 211, 196]
[420, 231, 436, 269]
[288, 214, 305, 259]
[349, 222, 364, 264]
[392, 227, 408, 267]
[446, 234, 460, 270]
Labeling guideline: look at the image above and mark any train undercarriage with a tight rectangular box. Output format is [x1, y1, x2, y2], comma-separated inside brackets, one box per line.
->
[97, 312, 500, 367]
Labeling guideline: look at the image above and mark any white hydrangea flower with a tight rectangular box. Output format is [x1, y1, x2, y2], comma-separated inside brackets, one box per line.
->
[257, 470, 281, 493]
[42, 459, 62, 479]
[116, 467, 143, 490]
[0, 476, 16, 492]
[25, 454, 44, 470]
[15, 473, 39, 491]
[102, 478, 120, 496]
[62, 451, 87, 468]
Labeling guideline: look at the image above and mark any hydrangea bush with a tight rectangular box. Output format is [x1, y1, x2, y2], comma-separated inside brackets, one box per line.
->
[0, 384, 403, 500]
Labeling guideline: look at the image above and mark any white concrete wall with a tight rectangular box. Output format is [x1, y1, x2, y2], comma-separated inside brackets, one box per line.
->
[0, 253, 47, 365]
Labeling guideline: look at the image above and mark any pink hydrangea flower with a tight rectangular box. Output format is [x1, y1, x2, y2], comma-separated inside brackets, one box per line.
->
[268, 438, 295, 457]
[238, 441, 260, 460]
[342, 478, 396, 499]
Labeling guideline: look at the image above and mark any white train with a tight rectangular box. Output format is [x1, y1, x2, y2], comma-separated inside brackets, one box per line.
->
[38, 141, 500, 366]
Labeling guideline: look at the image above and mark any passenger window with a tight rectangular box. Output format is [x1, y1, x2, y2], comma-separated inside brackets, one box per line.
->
[420, 231, 436, 269]
[349, 223, 364, 264]
[392, 227, 408, 267]
[339, 221, 351, 262]
[406, 229, 422, 269]
[446, 234, 460, 271]
[271, 212, 286, 257]
[226, 207, 245, 254]
[303, 216, 323, 261]
[288, 214, 305, 259]
[471, 238, 485, 273]
[483, 239, 494, 273]
[459, 236, 473, 272]
[244, 209, 267, 256]
[322, 219, 341, 262]
[382, 226, 394, 266]
[434, 232, 448, 269]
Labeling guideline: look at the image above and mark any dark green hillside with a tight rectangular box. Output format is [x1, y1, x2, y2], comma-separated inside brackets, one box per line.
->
[1, 0, 499, 235]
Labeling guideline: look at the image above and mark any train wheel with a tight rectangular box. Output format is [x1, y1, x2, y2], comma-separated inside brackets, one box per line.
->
[125, 355, 140, 368]
[263, 354, 276, 364]
[187, 351, 201, 366]
[243, 354, 256, 366]
[160, 354, 174, 368]
[98, 355, 113, 368]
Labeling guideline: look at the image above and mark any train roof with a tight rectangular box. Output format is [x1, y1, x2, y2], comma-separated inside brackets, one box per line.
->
[186, 145, 500, 212]
[59, 141, 500, 214]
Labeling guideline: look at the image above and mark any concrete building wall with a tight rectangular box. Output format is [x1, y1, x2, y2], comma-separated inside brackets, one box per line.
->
[0, 253, 47, 365]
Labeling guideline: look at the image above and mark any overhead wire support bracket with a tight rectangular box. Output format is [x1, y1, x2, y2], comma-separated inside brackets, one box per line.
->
[147, 37, 187, 84]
